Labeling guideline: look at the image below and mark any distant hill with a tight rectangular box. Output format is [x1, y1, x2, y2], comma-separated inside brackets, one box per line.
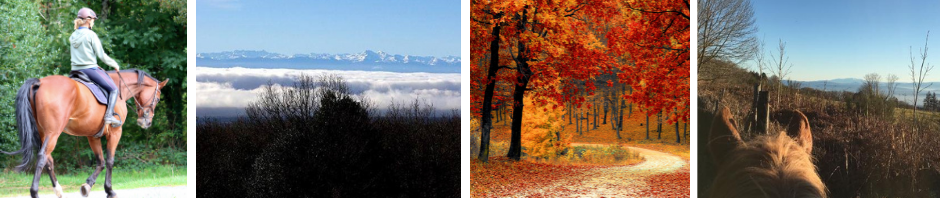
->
[786, 78, 940, 106]
[196, 50, 460, 73]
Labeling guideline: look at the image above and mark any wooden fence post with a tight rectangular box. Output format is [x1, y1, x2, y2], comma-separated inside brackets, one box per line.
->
[757, 90, 770, 134]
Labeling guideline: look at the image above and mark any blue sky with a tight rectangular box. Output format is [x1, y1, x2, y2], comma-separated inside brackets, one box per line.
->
[743, 0, 940, 81]
[196, 0, 460, 57]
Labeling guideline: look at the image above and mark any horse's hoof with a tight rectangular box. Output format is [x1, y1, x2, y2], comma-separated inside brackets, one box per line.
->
[80, 184, 92, 197]
[54, 182, 65, 198]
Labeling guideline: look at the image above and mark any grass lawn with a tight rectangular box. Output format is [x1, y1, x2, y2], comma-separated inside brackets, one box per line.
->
[0, 165, 186, 197]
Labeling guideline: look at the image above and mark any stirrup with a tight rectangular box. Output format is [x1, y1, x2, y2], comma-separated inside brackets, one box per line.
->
[105, 115, 123, 127]
[95, 113, 121, 138]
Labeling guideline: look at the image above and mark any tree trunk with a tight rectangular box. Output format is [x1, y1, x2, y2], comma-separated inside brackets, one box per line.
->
[646, 112, 650, 140]
[507, 73, 529, 161]
[477, 22, 502, 163]
[568, 102, 573, 124]
[757, 91, 770, 133]
[603, 96, 608, 124]
[500, 104, 505, 123]
[576, 108, 581, 135]
[616, 86, 624, 139]
[628, 87, 634, 117]
[610, 92, 617, 130]
[676, 106, 681, 143]
[494, 105, 500, 123]
[611, 103, 617, 130]
[100, 0, 110, 21]
[657, 111, 662, 140]
[507, 12, 532, 161]
[593, 102, 599, 129]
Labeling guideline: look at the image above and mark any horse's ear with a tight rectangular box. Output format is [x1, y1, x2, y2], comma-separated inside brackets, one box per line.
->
[159, 79, 169, 88]
[709, 106, 743, 165]
[782, 109, 813, 154]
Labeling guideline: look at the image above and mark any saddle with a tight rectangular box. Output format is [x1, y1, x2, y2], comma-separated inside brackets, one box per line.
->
[69, 70, 118, 138]
[69, 71, 109, 105]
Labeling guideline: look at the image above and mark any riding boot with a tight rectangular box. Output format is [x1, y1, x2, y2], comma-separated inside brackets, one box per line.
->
[104, 91, 122, 128]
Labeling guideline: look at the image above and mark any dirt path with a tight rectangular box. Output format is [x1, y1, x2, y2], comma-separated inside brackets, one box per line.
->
[5, 186, 187, 198]
[510, 143, 688, 197]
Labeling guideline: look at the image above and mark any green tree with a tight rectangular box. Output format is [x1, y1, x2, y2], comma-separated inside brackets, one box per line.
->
[0, 0, 58, 153]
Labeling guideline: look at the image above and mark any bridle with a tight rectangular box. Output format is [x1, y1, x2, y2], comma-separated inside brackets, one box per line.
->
[135, 82, 161, 119]
[115, 70, 161, 118]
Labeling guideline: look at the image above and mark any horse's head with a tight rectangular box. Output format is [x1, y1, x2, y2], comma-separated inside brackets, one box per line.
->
[708, 106, 826, 198]
[133, 76, 168, 129]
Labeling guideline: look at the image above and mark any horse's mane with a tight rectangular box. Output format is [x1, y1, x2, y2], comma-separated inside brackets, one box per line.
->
[107, 69, 160, 85]
[709, 132, 827, 198]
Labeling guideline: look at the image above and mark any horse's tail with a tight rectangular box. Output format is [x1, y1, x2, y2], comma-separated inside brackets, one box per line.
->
[2, 78, 41, 172]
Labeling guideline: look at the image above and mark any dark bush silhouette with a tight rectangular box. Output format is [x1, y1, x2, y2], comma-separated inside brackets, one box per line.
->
[197, 75, 459, 197]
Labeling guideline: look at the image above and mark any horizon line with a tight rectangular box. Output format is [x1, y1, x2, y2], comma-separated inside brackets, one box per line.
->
[196, 49, 460, 58]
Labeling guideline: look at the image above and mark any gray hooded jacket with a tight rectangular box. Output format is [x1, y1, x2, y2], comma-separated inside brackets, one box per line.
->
[69, 28, 119, 71]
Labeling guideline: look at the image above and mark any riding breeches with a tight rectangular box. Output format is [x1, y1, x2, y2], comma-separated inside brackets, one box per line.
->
[76, 67, 117, 93]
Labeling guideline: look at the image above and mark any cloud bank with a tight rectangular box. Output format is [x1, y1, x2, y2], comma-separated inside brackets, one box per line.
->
[195, 66, 461, 117]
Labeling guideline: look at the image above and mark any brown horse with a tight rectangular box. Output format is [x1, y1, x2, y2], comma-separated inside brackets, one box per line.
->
[707, 106, 827, 198]
[3, 69, 166, 198]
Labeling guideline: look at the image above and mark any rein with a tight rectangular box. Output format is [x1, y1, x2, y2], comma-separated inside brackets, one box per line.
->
[115, 70, 133, 100]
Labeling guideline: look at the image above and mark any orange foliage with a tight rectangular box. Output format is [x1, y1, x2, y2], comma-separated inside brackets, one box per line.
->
[520, 95, 569, 159]
[607, 0, 691, 124]
[470, 0, 624, 116]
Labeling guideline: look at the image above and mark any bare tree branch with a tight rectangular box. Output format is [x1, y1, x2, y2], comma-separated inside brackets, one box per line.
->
[908, 31, 934, 131]
[697, 0, 758, 68]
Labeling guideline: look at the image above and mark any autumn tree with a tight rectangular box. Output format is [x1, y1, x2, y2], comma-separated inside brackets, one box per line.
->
[607, 0, 691, 127]
[492, 1, 618, 161]
[470, 0, 515, 162]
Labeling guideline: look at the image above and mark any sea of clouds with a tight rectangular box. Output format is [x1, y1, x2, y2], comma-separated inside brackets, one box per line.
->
[195, 66, 461, 117]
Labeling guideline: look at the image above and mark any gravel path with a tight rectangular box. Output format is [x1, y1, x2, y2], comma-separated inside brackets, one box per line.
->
[510, 144, 687, 197]
[6, 186, 187, 198]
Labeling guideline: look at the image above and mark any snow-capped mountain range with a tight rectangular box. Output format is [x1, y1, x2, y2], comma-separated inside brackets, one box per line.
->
[785, 78, 940, 107]
[198, 50, 459, 67]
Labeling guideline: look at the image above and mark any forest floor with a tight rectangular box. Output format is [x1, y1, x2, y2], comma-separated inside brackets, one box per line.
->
[508, 145, 688, 197]
[472, 113, 690, 197]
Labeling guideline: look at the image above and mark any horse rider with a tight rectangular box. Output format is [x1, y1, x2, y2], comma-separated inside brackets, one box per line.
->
[71, 7, 122, 127]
